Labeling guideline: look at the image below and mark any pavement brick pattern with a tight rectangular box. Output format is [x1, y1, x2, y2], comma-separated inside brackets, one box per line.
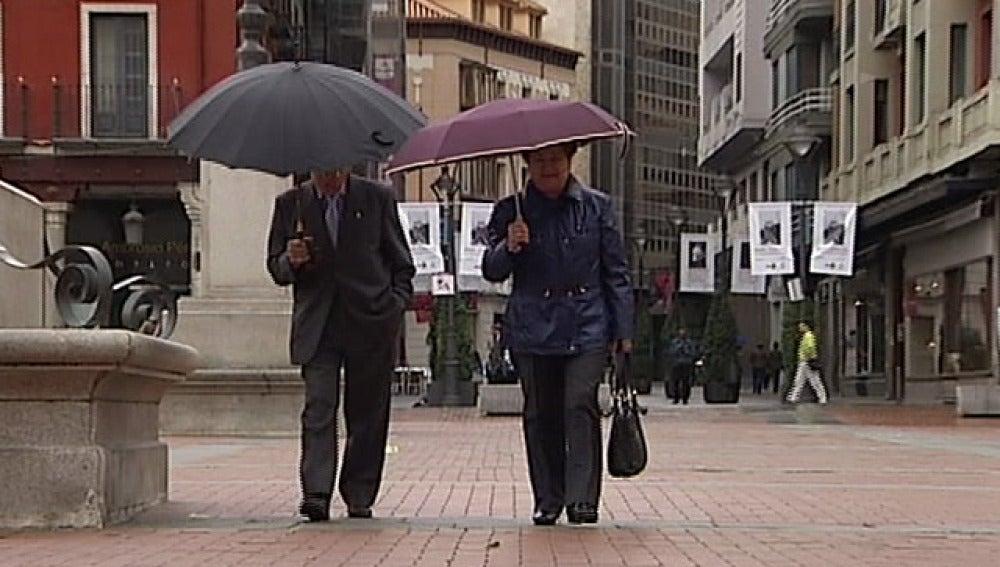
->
[3, 392, 1000, 566]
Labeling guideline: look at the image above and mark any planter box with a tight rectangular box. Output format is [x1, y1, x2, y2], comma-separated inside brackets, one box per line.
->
[957, 381, 1000, 416]
[478, 383, 613, 416]
[703, 381, 740, 404]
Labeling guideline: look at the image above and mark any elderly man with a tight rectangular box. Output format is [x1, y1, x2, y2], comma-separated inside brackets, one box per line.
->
[267, 168, 415, 522]
[482, 142, 635, 526]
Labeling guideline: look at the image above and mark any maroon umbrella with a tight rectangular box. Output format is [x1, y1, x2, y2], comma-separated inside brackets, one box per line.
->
[384, 98, 633, 175]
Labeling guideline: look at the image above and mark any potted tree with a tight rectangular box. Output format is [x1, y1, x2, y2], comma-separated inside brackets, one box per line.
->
[701, 291, 740, 403]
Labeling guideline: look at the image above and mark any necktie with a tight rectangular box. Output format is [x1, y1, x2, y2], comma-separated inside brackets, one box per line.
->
[325, 193, 343, 248]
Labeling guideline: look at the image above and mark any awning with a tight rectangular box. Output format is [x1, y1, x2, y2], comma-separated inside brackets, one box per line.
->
[859, 175, 996, 236]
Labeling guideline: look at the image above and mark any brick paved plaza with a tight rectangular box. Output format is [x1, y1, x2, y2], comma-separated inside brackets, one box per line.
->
[3, 391, 1000, 566]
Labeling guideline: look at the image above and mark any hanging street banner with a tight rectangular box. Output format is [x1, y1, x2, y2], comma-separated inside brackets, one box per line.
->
[730, 239, 766, 294]
[810, 201, 857, 276]
[747, 202, 794, 275]
[679, 233, 715, 293]
[398, 202, 444, 276]
[458, 202, 493, 278]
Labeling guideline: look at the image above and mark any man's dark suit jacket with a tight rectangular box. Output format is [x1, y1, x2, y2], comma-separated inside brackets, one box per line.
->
[266, 176, 415, 365]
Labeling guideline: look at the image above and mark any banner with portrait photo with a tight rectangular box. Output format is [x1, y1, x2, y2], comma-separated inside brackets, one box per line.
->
[810, 202, 857, 276]
[458, 202, 494, 278]
[679, 233, 715, 293]
[730, 239, 766, 295]
[747, 202, 794, 275]
[397, 203, 444, 276]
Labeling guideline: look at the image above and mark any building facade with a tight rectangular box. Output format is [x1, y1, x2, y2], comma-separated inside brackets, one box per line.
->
[825, 0, 1000, 408]
[594, 0, 718, 348]
[0, 0, 241, 329]
[698, 0, 776, 349]
[402, 0, 580, 368]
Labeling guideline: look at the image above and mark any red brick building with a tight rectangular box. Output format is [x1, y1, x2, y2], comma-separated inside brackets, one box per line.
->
[0, 0, 240, 293]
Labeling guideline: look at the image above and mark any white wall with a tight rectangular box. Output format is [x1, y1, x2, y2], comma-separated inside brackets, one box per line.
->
[0, 181, 45, 328]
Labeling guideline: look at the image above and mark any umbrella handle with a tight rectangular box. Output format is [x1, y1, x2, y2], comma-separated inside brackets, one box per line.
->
[506, 154, 525, 221]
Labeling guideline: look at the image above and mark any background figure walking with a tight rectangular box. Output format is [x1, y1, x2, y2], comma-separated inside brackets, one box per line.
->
[767, 342, 783, 394]
[667, 328, 698, 404]
[786, 322, 827, 404]
[481, 142, 634, 526]
[749, 344, 768, 395]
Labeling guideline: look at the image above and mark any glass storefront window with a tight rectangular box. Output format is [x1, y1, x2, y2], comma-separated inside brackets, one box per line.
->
[906, 259, 992, 376]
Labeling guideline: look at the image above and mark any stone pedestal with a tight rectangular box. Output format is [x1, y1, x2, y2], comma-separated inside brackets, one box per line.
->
[0, 330, 199, 529]
[160, 368, 302, 436]
[172, 163, 293, 369]
[164, 163, 299, 434]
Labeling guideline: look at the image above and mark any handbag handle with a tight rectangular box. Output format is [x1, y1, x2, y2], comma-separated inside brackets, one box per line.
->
[612, 352, 632, 393]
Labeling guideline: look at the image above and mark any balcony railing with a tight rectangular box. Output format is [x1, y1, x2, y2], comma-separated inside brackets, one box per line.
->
[699, 85, 743, 159]
[703, 83, 734, 130]
[827, 80, 1000, 205]
[705, 0, 736, 36]
[2, 81, 187, 141]
[765, 0, 795, 32]
[764, 87, 832, 136]
[765, 0, 834, 35]
[873, 0, 904, 49]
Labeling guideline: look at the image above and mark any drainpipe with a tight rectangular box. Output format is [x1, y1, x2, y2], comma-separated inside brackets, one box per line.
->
[993, 191, 1000, 386]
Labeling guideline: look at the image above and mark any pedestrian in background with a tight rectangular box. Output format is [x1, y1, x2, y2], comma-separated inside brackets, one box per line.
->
[667, 327, 698, 404]
[767, 341, 783, 394]
[786, 322, 827, 404]
[749, 344, 768, 395]
[482, 142, 634, 526]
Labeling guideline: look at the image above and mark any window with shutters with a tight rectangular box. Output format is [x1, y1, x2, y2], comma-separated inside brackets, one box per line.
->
[89, 13, 150, 138]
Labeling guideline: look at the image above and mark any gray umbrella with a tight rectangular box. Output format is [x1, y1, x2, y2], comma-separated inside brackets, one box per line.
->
[167, 61, 426, 176]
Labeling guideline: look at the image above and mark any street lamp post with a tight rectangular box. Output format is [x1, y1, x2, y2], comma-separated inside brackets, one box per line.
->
[236, 0, 271, 71]
[632, 226, 648, 297]
[715, 179, 736, 293]
[430, 166, 463, 406]
[781, 129, 821, 299]
[670, 214, 687, 327]
[632, 228, 649, 388]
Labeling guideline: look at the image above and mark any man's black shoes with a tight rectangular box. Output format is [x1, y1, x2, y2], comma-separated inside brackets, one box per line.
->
[347, 506, 373, 519]
[566, 503, 598, 524]
[532, 510, 559, 526]
[299, 494, 330, 522]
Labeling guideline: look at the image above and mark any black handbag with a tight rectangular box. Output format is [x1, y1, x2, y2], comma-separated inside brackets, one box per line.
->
[606, 353, 648, 478]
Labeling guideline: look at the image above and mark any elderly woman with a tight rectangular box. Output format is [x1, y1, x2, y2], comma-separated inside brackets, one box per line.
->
[482, 142, 635, 526]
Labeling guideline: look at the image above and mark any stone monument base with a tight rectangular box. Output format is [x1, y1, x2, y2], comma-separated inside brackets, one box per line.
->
[0, 330, 198, 529]
[160, 368, 303, 436]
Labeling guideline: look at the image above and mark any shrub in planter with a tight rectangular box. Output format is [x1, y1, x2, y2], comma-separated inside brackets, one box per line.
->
[701, 292, 740, 404]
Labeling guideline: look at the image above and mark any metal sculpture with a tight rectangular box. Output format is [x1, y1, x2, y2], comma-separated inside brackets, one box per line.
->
[0, 241, 177, 339]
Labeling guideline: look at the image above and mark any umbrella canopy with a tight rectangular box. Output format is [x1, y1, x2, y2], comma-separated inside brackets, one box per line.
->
[384, 98, 632, 175]
[168, 61, 426, 176]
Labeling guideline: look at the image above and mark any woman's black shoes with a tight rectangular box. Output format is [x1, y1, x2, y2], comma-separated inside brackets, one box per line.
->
[566, 503, 598, 524]
[532, 510, 560, 526]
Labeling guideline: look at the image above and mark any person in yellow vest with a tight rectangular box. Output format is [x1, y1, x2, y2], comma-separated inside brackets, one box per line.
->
[786, 321, 828, 404]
